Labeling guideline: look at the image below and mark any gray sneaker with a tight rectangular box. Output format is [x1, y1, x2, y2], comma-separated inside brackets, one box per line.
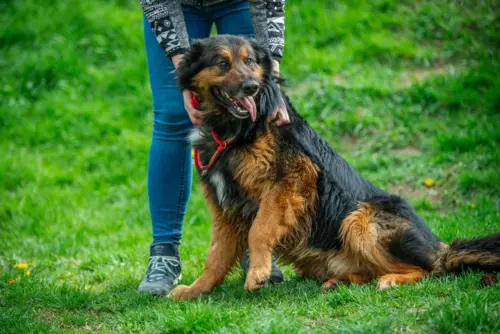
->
[241, 251, 284, 284]
[138, 243, 182, 296]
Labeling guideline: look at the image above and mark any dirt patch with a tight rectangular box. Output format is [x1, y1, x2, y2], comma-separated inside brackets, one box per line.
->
[356, 107, 370, 116]
[286, 81, 315, 96]
[341, 135, 359, 148]
[396, 66, 451, 88]
[39, 308, 59, 323]
[389, 184, 443, 204]
[61, 323, 103, 332]
[407, 307, 429, 314]
[39, 308, 105, 332]
[287, 65, 452, 97]
[391, 146, 423, 156]
[332, 73, 348, 85]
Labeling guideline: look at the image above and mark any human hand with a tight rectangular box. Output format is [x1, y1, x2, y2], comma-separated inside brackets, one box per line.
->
[269, 102, 289, 126]
[171, 54, 184, 68]
[172, 54, 203, 126]
[272, 59, 280, 78]
[269, 60, 290, 126]
[182, 90, 203, 126]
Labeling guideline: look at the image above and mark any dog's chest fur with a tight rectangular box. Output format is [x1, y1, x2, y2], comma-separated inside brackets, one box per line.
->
[189, 129, 264, 222]
[208, 171, 228, 205]
[189, 128, 369, 279]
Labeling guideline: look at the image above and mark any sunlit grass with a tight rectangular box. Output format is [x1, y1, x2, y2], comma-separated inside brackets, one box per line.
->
[1, 0, 499, 332]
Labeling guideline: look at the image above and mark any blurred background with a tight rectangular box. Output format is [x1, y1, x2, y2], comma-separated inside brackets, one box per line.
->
[1, 0, 499, 332]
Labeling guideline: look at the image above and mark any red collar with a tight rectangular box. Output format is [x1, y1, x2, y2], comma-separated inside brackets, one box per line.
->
[193, 130, 236, 175]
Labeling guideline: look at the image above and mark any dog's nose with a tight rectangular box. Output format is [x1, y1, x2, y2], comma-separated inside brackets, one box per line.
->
[242, 80, 259, 95]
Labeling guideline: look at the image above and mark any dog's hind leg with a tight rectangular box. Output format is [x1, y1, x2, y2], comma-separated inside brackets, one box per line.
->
[338, 201, 435, 290]
[320, 273, 372, 293]
[377, 268, 428, 290]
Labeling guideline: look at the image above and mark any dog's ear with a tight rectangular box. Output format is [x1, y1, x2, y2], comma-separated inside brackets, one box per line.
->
[248, 38, 284, 85]
[248, 38, 283, 119]
[176, 39, 206, 90]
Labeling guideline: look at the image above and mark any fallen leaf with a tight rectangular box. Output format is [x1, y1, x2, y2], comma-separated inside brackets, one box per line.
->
[481, 273, 497, 286]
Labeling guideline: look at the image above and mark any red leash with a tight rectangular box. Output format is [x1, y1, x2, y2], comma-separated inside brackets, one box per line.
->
[191, 94, 236, 175]
[193, 130, 236, 175]
[191, 94, 200, 109]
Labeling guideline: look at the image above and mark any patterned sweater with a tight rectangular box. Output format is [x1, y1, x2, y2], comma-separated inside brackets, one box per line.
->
[140, 0, 285, 61]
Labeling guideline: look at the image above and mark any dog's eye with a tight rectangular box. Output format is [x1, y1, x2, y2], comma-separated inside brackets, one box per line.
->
[218, 60, 229, 69]
[245, 58, 254, 66]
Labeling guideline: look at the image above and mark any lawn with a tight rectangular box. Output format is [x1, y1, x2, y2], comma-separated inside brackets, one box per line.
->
[1, 0, 500, 332]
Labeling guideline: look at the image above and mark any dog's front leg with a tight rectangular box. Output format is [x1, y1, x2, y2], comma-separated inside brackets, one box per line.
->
[245, 185, 298, 291]
[171, 197, 239, 300]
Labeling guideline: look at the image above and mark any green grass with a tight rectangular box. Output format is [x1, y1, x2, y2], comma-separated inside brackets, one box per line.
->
[1, 0, 500, 332]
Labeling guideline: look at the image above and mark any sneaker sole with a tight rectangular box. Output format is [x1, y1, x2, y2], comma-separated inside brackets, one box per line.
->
[166, 273, 182, 298]
[139, 273, 182, 297]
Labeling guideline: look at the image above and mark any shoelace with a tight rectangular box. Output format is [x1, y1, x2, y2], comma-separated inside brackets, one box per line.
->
[146, 255, 180, 282]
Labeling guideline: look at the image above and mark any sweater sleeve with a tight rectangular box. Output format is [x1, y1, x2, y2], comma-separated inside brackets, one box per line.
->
[140, 0, 190, 59]
[248, 0, 286, 61]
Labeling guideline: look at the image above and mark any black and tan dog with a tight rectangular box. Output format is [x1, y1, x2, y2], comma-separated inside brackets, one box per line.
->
[170, 35, 500, 300]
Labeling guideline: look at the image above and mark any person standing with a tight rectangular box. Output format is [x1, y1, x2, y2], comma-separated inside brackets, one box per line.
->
[138, 0, 287, 296]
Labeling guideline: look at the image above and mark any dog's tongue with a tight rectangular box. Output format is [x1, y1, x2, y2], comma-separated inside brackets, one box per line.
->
[234, 96, 257, 122]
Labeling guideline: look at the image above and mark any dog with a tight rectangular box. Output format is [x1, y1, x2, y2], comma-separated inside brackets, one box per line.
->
[170, 35, 500, 300]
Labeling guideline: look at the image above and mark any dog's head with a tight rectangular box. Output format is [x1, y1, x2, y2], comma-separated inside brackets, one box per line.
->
[176, 35, 281, 130]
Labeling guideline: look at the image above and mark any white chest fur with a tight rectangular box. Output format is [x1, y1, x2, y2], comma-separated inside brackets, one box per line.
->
[209, 171, 227, 206]
[189, 128, 229, 206]
[188, 128, 203, 145]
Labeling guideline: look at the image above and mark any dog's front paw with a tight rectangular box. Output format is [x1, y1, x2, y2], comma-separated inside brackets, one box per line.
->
[244, 267, 270, 292]
[170, 284, 203, 301]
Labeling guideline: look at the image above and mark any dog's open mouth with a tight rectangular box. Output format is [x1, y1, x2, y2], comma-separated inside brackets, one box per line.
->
[214, 88, 257, 121]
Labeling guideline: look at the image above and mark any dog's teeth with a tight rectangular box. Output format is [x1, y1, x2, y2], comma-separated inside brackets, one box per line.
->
[236, 106, 247, 113]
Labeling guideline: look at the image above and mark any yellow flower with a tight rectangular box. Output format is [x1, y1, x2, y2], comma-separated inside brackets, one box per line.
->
[25, 270, 31, 276]
[14, 263, 28, 269]
[424, 178, 434, 187]
[8, 278, 15, 284]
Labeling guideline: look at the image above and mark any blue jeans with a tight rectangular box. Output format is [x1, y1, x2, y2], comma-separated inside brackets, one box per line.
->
[144, 0, 255, 245]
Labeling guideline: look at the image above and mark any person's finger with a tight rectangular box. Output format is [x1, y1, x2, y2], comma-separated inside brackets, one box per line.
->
[190, 116, 202, 126]
[274, 105, 290, 126]
[185, 104, 202, 118]
[275, 116, 288, 126]
[187, 111, 202, 125]
[182, 90, 203, 125]
[283, 107, 290, 123]
[269, 108, 278, 121]
[278, 114, 290, 126]
[185, 105, 202, 125]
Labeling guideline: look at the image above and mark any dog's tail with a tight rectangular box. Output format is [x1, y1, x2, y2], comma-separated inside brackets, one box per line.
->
[432, 233, 500, 275]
